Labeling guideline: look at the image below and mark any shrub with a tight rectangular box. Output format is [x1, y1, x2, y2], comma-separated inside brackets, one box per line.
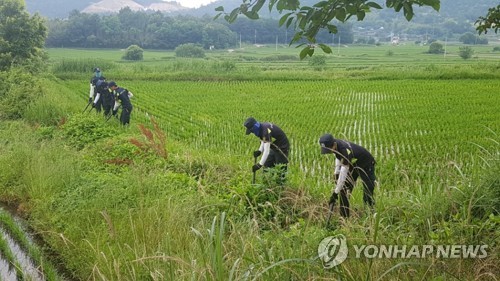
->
[212, 60, 236, 72]
[493, 46, 500, 52]
[356, 38, 367, 44]
[458, 46, 474, 60]
[62, 113, 118, 149]
[0, 68, 40, 120]
[460, 32, 489, 45]
[122, 45, 144, 61]
[428, 42, 444, 54]
[308, 55, 327, 71]
[175, 43, 205, 58]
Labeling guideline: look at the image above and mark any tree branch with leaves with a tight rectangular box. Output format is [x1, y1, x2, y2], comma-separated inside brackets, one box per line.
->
[476, 4, 499, 35]
[215, 0, 440, 59]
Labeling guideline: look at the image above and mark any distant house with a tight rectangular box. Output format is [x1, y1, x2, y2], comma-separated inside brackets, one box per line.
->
[391, 36, 400, 45]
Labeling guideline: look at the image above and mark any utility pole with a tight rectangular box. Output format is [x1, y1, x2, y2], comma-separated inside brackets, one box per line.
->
[338, 35, 341, 56]
[444, 36, 447, 59]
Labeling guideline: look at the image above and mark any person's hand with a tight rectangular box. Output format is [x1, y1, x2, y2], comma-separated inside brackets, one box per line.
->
[92, 103, 96, 108]
[88, 97, 93, 103]
[329, 192, 339, 206]
[253, 150, 262, 158]
[252, 163, 262, 173]
[112, 110, 118, 116]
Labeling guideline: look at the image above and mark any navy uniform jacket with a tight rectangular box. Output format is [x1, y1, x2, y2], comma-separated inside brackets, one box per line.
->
[334, 140, 375, 169]
[114, 87, 133, 109]
[258, 122, 290, 154]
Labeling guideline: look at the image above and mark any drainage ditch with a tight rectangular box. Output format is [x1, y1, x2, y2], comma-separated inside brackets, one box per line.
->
[0, 206, 65, 280]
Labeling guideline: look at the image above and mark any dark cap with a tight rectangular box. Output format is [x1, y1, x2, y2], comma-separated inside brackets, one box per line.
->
[94, 67, 101, 72]
[108, 81, 117, 87]
[319, 133, 335, 154]
[244, 117, 257, 135]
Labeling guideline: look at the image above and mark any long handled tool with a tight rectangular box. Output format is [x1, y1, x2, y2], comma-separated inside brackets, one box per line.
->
[252, 156, 257, 184]
[325, 202, 335, 229]
[106, 105, 121, 122]
[82, 100, 92, 113]
[105, 113, 114, 122]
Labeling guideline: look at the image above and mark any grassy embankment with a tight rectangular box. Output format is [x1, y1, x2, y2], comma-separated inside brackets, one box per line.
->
[0, 45, 498, 280]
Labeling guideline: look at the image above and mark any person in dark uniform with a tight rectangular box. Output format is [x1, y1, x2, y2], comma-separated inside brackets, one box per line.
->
[89, 68, 105, 113]
[244, 117, 290, 184]
[319, 133, 377, 218]
[92, 80, 113, 116]
[109, 81, 134, 125]
[97, 81, 115, 117]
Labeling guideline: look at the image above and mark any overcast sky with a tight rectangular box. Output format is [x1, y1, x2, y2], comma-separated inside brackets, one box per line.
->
[169, 0, 218, 8]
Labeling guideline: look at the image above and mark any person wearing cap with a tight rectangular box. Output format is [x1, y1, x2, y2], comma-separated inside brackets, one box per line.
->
[109, 81, 134, 125]
[89, 68, 105, 112]
[99, 81, 115, 117]
[244, 117, 290, 184]
[92, 80, 114, 116]
[319, 134, 376, 218]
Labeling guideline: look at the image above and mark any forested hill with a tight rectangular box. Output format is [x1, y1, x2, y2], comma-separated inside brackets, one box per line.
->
[24, 0, 183, 19]
[192, 0, 497, 21]
[25, 0, 498, 22]
[25, 0, 89, 18]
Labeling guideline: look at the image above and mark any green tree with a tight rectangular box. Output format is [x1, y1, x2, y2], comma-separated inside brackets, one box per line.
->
[0, 0, 47, 71]
[216, 0, 441, 58]
[122, 45, 144, 61]
[201, 22, 237, 49]
[459, 32, 477, 44]
[309, 55, 327, 71]
[428, 42, 444, 54]
[175, 43, 205, 58]
[459, 32, 488, 45]
[458, 46, 474, 60]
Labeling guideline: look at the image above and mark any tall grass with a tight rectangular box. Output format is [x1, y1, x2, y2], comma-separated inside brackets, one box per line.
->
[50, 58, 117, 74]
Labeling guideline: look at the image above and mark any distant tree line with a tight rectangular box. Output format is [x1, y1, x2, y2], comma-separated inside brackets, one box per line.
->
[44, 8, 355, 50]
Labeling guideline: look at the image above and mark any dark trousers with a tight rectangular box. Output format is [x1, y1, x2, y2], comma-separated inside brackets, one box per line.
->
[120, 106, 132, 125]
[263, 149, 289, 185]
[102, 95, 114, 116]
[337, 163, 376, 218]
[94, 97, 102, 113]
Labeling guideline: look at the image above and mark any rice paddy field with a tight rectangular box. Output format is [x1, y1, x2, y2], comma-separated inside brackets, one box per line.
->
[63, 69, 500, 202]
[0, 44, 498, 280]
